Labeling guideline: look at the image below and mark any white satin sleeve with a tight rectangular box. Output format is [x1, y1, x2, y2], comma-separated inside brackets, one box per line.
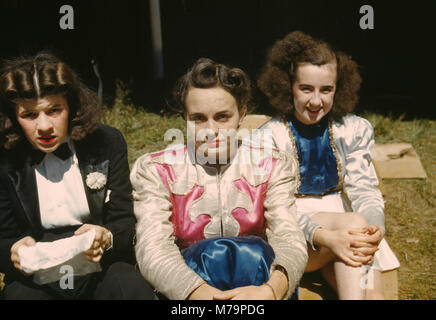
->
[130, 154, 205, 300]
[255, 119, 321, 250]
[340, 116, 385, 230]
[263, 150, 308, 299]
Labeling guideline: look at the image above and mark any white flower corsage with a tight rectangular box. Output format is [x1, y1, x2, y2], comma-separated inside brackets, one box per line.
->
[86, 172, 107, 190]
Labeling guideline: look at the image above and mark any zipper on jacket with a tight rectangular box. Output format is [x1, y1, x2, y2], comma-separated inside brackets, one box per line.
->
[216, 166, 223, 237]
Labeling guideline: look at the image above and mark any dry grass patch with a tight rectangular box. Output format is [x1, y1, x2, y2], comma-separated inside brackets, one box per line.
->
[364, 113, 436, 300]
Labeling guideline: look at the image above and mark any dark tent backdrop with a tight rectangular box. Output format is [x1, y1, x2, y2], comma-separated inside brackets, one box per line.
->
[0, 0, 433, 118]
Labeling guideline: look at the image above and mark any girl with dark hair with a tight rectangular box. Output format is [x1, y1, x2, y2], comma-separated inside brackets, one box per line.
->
[131, 58, 308, 300]
[0, 52, 155, 299]
[256, 31, 399, 299]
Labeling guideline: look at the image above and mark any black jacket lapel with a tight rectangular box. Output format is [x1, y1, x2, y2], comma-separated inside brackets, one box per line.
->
[7, 161, 43, 233]
[75, 140, 109, 225]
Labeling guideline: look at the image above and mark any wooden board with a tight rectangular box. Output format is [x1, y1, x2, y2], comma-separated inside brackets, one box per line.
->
[239, 114, 272, 131]
[298, 269, 398, 300]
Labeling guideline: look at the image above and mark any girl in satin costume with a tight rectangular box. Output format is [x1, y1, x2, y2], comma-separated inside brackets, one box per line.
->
[256, 31, 400, 299]
[131, 58, 308, 300]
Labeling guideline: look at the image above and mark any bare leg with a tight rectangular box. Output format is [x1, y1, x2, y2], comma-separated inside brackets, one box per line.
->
[365, 269, 385, 300]
[333, 260, 366, 299]
[305, 245, 335, 272]
[307, 212, 369, 299]
[320, 261, 337, 292]
[316, 257, 366, 300]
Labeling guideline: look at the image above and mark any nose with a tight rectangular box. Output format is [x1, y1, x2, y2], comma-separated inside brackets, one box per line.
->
[36, 113, 53, 133]
[205, 119, 219, 136]
[195, 119, 219, 143]
[309, 91, 322, 107]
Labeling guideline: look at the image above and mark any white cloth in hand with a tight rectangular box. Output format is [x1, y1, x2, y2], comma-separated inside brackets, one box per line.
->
[18, 229, 102, 284]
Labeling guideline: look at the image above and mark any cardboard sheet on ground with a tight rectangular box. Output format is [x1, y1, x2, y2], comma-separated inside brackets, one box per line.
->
[371, 143, 427, 179]
[18, 229, 101, 284]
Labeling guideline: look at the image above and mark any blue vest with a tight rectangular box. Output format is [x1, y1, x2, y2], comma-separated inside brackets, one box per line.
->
[288, 116, 340, 195]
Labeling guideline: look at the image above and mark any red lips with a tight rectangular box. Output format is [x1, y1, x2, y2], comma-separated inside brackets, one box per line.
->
[38, 136, 56, 145]
[207, 139, 220, 147]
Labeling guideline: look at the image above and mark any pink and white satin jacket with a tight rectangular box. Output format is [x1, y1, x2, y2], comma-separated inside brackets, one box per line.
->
[131, 143, 307, 300]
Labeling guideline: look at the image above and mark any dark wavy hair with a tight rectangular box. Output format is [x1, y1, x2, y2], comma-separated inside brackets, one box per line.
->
[0, 51, 102, 149]
[172, 58, 251, 117]
[257, 31, 362, 122]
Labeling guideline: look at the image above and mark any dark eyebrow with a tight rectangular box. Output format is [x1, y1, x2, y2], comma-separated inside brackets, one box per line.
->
[216, 110, 231, 115]
[19, 109, 34, 115]
[188, 113, 205, 118]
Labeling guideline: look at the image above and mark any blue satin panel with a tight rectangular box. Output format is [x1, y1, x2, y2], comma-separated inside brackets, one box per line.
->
[288, 116, 339, 195]
[181, 236, 275, 290]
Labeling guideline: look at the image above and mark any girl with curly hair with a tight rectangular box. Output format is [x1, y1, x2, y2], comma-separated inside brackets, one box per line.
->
[0, 52, 155, 299]
[256, 31, 399, 299]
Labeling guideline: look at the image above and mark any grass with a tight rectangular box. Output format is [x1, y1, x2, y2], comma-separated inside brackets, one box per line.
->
[102, 84, 435, 300]
[101, 82, 186, 165]
[362, 113, 436, 300]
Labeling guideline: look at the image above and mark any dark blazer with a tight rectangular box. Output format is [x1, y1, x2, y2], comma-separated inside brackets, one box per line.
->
[0, 125, 136, 283]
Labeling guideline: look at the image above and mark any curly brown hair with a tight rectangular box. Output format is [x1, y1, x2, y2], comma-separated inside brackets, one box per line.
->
[257, 31, 362, 122]
[172, 58, 251, 117]
[0, 51, 102, 149]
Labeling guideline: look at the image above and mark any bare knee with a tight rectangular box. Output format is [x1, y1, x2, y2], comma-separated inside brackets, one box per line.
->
[346, 212, 368, 229]
[311, 212, 368, 231]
